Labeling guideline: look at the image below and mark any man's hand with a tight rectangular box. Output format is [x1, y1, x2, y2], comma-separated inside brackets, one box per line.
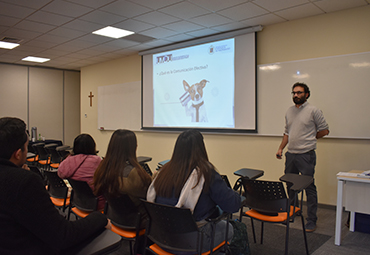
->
[105, 219, 112, 230]
[22, 164, 30, 170]
[276, 149, 283, 159]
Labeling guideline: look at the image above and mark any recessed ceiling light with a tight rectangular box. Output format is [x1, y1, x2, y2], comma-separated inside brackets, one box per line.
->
[22, 56, 50, 63]
[92, 26, 135, 39]
[0, 41, 20, 49]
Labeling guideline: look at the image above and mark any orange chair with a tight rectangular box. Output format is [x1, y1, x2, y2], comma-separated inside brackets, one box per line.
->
[105, 195, 146, 255]
[32, 143, 50, 170]
[44, 143, 62, 170]
[142, 200, 230, 255]
[67, 179, 100, 220]
[43, 170, 70, 212]
[239, 174, 313, 255]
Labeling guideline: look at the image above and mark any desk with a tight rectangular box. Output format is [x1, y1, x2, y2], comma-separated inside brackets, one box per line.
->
[335, 170, 370, 245]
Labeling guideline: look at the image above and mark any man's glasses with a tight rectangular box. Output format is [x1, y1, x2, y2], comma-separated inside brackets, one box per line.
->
[291, 91, 305, 95]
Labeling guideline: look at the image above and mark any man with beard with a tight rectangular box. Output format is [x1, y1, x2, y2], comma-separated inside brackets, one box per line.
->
[0, 117, 111, 254]
[276, 82, 329, 233]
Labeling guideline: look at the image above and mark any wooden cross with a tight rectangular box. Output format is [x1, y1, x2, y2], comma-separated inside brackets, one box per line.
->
[88, 91, 94, 107]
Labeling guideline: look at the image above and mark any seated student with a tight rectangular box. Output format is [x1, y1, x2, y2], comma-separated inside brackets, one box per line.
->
[0, 117, 110, 255]
[58, 133, 105, 210]
[147, 129, 241, 253]
[93, 129, 152, 228]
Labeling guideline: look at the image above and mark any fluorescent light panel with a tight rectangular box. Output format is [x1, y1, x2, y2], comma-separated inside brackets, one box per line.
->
[92, 26, 134, 39]
[22, 56, 50, 63]
[0, 41, 20, 49]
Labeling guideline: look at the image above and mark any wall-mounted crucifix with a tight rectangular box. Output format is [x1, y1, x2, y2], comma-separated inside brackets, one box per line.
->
[88, 91, 94, 107]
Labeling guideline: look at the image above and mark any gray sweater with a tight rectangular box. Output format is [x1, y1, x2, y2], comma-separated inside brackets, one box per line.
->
[284, 102, 329, 154]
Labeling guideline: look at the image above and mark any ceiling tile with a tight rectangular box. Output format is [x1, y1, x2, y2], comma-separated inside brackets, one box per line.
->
[114, 19, 155, 33]
[101, 0, 151, 18]
[0, 16, 21, 27]
[275, 3, 324, 21]
[253, 0, 308, 12]
[63, 19, 103, 33]
[79, 10, 127, 26]
[190, 13, 234, 28]
[131, 0, 183, 10]
[211, 21, 249, 32]
[41, 1, 93, 18]
[163, 21, 204, 33]
[15, 20, 56, 33]
[0, 0, 53, 10]
[48, 27, 86, 39]
[242, 13, 287, 27]
[36, 33, 72, 44]
[2, 27, 42, 41]
[218, 2, 269, 21]
[142, 39, 172, 47]
[188, 0, 249, 12]
[159, 1, 211, 19]
[27, 10, 73, 26]
[165, 33, 195, 43]
[134, 11, 180, 26]
[0, 2, 35, 19]
[186, 28, 219, 37]
[23, 39, 59, 49]
[140, 27, 178, 39]
[65, 0, 117, 9]
[313, 0, 368, 12]
[78, 33, 113, 44]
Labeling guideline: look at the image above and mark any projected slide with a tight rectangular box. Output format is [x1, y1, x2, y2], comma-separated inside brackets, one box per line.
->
[152, 38, 235, 128]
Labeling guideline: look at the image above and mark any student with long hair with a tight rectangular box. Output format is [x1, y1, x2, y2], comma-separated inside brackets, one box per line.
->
[147, 129, 241, 253]
[58, 134, 105, 210]
[93, 129, 152, 227]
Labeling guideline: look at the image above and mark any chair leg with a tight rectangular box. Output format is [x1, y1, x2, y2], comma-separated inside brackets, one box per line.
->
[250, 218, 256, 243]
[285, 222, 290, 255]
[301, 214, 309, 255]
[260, 221, 264, 244]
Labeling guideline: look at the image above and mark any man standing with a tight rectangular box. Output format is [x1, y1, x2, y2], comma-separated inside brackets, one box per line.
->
[276, 83, 329, 232]
[0, 117, 110, 254]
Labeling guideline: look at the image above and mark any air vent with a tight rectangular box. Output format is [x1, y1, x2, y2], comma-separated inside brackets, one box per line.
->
[0, 37, 23, 44]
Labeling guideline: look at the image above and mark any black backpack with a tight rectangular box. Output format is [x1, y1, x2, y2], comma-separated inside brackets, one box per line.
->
[228, 219, 251, 255]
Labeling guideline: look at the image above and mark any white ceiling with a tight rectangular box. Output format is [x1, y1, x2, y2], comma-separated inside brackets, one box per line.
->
[0, 0, 369, 70]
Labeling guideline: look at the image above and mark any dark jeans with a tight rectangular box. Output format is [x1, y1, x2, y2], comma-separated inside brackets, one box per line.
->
[285, 150, 317, 224]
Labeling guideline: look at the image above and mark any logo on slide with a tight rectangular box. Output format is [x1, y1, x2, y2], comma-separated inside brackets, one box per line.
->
[180, 79, 209, 122]
[209, 45, 214, 55]
[156, 54, 172, 64]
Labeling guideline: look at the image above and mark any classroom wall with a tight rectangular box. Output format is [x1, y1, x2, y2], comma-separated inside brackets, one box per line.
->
[81, 6, 370, 206]
[0, 64, 81, 146]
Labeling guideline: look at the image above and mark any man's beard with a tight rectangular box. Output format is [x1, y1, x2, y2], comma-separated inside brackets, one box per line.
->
[293, 97, 305, 105]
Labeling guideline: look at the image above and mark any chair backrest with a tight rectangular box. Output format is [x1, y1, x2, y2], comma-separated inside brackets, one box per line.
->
[105, 194, 141, 230]
[68, 179, 98, 212]
[44, 144, 62, 164]
[29, 166, 45, 182]
[32, 142, 49, 160]
[56, 145, 71, 160]
[43, 171, 68, 199]
[241, 178, 288, 214]
[142, 200, 200, 252]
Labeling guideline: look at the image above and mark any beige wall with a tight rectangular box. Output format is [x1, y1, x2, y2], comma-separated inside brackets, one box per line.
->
[0, 64, 80, 145]
[81, 6, 370, 206]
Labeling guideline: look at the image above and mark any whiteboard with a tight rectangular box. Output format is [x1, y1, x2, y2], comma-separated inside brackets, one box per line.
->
[258, 51, 370, 139]
[98, 82, 141, 131]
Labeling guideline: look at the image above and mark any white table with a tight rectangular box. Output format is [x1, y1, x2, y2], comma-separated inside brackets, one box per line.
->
[335, 170, 370, 245]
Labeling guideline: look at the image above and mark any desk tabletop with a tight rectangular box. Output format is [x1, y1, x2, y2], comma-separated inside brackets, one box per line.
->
[234, 168, 264, 179]
[337, 170, 370, 183]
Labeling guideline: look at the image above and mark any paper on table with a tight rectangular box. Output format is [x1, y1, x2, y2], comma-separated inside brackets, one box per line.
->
[337, 172, 359, 177]
[357, 170, 370, 178]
